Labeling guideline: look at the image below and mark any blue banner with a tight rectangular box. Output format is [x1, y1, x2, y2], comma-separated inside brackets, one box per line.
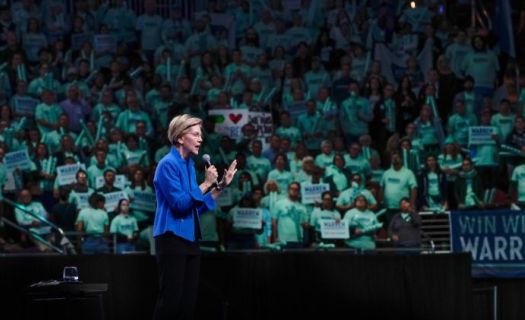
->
[450, 210, 525, 278]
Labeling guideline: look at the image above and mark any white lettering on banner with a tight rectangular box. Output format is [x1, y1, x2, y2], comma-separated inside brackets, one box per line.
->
[459, 236, 524, 261]
[233, 208, 262, 229]
[320, 220, 349, 239]
[301, 183, 330, 204]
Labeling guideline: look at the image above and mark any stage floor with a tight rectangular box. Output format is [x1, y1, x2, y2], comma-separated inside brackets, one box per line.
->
[1, 251, 471, 320]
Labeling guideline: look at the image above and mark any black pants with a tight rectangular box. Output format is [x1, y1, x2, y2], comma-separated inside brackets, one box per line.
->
[153, 234, 201, 320]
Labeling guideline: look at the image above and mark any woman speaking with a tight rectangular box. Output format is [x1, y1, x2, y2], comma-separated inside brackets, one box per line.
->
[153, 114, 237, 320]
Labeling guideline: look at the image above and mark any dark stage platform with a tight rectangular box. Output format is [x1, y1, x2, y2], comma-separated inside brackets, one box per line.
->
[0, 251, 472, 320]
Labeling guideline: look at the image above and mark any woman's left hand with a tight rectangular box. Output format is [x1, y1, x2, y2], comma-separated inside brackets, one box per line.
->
[221, 160, 238, 187]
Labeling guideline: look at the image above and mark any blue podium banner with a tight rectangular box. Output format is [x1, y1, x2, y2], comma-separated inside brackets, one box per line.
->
[450, 210, 525, 278]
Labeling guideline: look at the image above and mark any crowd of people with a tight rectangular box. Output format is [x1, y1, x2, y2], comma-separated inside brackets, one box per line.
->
[0, 0, 524, 254]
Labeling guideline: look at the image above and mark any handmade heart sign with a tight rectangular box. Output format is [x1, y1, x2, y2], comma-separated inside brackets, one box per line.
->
[229, 113, 243, 124]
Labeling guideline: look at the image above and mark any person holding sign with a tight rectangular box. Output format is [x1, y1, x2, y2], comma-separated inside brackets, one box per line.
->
[153, 114, 237, 320]
[343, 195, 381, 250]
[310, 191, 341, 244]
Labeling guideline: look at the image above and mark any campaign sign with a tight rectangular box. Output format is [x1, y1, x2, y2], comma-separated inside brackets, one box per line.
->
[320, 220, 349, 239]
[95, 174, 126, 190]
[450, 210, 525, 277]
[216, 187, 233, 207]
[209, 109, 250, 140]
[73, 192, 90, 209]
[249, 112, 273, 138]
[4, 149, 32, 171]
[469, 126, 496, 145]
[56, 163, 85, 186]
[301, 183, 330, 204]
[71, 33, 94, 50]
[131, 190, 156, 212]
[233, 208, 262, 229]
[94, 34, 117, 54]
[14, 97, 39, 116]
[103, 191, 127, 212]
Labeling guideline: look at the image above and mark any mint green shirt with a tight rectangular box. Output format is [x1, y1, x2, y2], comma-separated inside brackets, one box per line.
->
[380, 167, 417, 209]
[448, 113, 478, 146]
[110, 214, 138, 238]
[512, 164, 525, 202]
[267, 169, 294, 195]
[273, 197, 308, 243]
[35, 103, 62, 135]
[310, 208, 340, 232]
[343, 208, 379, 249]
[76, 207, 109, 235]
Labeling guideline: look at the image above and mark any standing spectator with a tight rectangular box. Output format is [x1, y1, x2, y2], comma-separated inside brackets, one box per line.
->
[267, 153, 294, 196]
[454, 157, 485, 209]
[339, 81, 372, 144]
[76, 192, 110, 254]
[343, 195, 381, 250]
[447, 99, 478, 147]
[135, 0, 163, 61]
[272, 182, 309, 246]
[310, 191, 340, 244]
[110, 198, 139, 253]
[379, 152, 418, 227]
[417, 155, 448, 211]
[388, 198, 421, 249]
[461, 35, 499, 97]
[60, 85, 91, 133]
[491, 99, 516, 142]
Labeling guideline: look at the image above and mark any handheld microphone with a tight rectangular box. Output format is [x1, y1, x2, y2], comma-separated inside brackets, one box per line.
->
[202, 154, 220, 189]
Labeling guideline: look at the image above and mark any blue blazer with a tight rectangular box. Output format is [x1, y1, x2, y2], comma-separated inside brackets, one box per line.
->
[153, 148, 216, 241]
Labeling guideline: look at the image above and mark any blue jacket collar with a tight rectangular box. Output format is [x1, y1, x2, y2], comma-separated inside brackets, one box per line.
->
[171, 147, 193, 165]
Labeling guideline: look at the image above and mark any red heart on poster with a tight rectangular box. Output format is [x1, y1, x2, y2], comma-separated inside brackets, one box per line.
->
[229, 113, 243, 124]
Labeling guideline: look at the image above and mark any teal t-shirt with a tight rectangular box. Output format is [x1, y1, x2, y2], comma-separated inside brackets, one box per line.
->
[267, 169, 294, 195]
[310, 208, 340, 232]
[343, 208, 380, 249]
[512, 164, 525, 202]
[380, 167, 417, 209]
[76, 207, 109, 235]
[273, 198, 308, 243]
[110, 214, 139, 238]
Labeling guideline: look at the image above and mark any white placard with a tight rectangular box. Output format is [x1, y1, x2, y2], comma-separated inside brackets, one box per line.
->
[131, 190, 156, 212]
[103, 191, 127, 212]
[216, 187, 233, 207]
[73, 192, 90, 209]
[14, 97, 39, 116]
[320, 220, 349, 239]
[208, 109, 250, 140]
[95, 174, 127, 190]
[4, 149, 32, 172]
[233, 208, 262, 229]
[56, 163, 86, 186]
[301, 183, 330, 204]
[468, 126, 497, 145]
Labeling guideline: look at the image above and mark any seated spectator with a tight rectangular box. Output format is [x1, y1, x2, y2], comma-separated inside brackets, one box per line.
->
[336, 173, 378, 214]
[15, 188, 53, 251]
[388, 198, 421, 249]
[314, 140, 335, 169]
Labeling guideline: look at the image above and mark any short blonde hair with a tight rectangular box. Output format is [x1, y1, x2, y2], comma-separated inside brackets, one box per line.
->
[167, 114, 202, 145]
